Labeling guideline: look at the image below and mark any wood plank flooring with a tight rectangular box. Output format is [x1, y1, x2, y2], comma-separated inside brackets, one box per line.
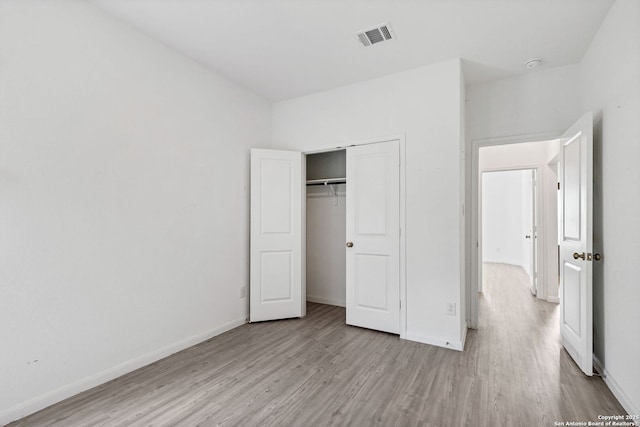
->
[8, 263, 625, 426]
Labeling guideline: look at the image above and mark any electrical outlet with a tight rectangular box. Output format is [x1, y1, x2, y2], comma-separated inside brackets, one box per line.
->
[240, 286, 246, 298]
[446, 302, 456, 316]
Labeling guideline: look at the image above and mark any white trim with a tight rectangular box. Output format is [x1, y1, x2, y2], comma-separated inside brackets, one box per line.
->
[301, 133, 407, 155]
[460, 325, 468, 350]
[469, 131, 562, 329]
[306, 295, 346, 308]
[405, 332, 465, 352]
[546, 296, 560, 303]
[301, 156, 307, 317]
[0, 316, 247, 426]
[473, 131, 563, 147]
[399, 135, 407, 340]
[593, 356, 640, 420]
[302, 133, 408, 340]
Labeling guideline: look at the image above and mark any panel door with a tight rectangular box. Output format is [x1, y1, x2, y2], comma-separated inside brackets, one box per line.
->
[346, 140, 400, 334]
[559, 113, 593, 376]
[532, 169, 539, 294]
[250, 149, 304, 322]
[527, 169, 538, 294]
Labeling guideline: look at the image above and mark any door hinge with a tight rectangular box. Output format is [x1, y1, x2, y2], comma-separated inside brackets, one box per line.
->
[557, 182, 560, 190]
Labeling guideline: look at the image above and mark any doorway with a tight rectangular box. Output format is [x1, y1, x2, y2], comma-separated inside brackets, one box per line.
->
[469, 138, 562, 329]
[469, 114, 595, 376]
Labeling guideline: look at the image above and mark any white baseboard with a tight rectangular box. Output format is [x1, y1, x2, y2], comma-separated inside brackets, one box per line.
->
[593, 356, 640, 421]
[306, 295, 345, 308]
[482, 259, 524, 267]
[0, 316, 247, 426]
[405, 332, 465, 351]
[546, 296, 560, 303]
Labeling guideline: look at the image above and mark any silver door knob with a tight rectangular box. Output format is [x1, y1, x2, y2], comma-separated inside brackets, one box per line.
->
[346, 242, 353, 248]
[525, 235, 531, 239]
[573, 252, 585, 260]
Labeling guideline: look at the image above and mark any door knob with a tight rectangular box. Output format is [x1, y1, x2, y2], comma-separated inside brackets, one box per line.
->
[525, 235, 531, 239]
[573, 252, 585, 260]
[346, 242, 353, 248]
[594, 253, 602, 261]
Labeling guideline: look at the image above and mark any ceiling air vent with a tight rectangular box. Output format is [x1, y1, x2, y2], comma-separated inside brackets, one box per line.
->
[355, 22, 395, 47]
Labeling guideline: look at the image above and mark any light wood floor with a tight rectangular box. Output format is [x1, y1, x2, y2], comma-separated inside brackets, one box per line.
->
[9, 263, 624, 427]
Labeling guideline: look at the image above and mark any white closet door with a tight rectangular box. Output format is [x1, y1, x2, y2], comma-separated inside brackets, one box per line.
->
[346, 141, 400, 334]
[559, 113, 593, 376]
[250, 149, 304, 322]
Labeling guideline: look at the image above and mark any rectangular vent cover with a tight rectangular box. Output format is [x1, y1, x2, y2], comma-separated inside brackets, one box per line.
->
[355, 23, 395, 47]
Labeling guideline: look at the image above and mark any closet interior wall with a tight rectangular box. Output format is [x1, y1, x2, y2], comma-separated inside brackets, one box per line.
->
[306, 150, 346, 307]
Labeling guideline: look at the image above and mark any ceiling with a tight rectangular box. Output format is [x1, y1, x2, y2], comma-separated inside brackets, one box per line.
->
[92, 0, 614, 101]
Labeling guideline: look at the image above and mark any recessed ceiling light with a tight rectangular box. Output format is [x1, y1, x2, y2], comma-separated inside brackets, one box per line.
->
[525, 58, 543, 69]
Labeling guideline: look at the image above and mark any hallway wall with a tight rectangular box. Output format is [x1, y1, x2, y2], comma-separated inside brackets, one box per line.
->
[481, 170, 531, 268]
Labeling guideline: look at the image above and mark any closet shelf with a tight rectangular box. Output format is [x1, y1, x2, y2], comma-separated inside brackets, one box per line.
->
[306, 178, 346, 186]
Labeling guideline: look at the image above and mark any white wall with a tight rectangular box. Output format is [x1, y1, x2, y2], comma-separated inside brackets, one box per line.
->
[0, 0, 271, 423]
[466, 64, 581, 141]
[306, 185, 346, 307]
[481, 170, 529, 267]
[274, 59, 466, 350]
[477, 141, 559, 301]
[579, 0, 640, 415]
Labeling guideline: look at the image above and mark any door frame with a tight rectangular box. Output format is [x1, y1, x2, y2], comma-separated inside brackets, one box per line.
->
[478, 166, 541, 295]
[469, 131, 560, 329]
[303, 134, 407, 339]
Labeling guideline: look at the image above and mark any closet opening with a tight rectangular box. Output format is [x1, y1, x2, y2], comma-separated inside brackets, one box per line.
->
[249, 137, 405, 335]
[305, 149, 347, 308]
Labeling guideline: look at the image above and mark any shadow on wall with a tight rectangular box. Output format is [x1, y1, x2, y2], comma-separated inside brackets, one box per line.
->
[592, 110, 605, 365]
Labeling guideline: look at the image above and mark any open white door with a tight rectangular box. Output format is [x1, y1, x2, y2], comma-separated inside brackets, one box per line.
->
[532, 170, 539, 294]
[346, 141, 400, 334]
[526, 169, 538, 295]
[559, 113, 593, 376]
[250, 149, 304, 322]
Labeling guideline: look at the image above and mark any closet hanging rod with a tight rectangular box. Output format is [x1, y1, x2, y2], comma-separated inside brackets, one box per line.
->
[306, 178, 346, 186]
